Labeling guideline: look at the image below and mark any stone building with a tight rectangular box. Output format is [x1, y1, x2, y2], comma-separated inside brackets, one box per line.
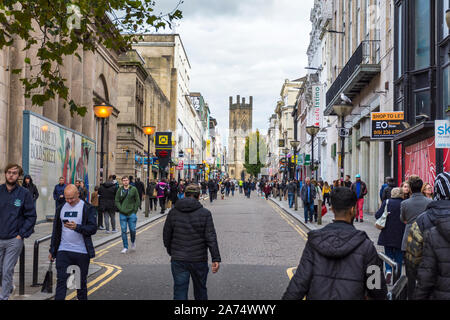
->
[228, 95, 253, 180]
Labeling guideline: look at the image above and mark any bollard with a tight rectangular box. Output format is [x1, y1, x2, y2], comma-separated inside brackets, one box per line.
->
[19, 244, 25, 295]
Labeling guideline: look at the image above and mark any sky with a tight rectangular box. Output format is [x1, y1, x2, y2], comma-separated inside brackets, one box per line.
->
[154, 0, 315, 145]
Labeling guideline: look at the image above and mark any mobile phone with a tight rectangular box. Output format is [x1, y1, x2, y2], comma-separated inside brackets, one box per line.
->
[63, 219, 69, 224]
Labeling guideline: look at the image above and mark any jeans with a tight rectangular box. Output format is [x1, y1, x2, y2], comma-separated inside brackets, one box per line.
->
[0, 238, 23, 300]
[171, 261, 209, 300]
[103, 209, 116, 231]
[119, 213, 137, 249]
[356, 198, 364, 219]
[231, 189, 235, 196]
[55, 250, 90, 300]
[239, 187, 243, 194]
[246, 189, 251, 198]
[288, 193, 294, 208]
[303, 202, 315, 223]
[384, 246, 403, 278]
[178, 193, 185, 200]
[323, 193, 331, 206]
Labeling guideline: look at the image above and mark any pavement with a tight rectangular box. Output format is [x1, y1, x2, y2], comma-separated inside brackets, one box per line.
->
[9, 206, 168, 300]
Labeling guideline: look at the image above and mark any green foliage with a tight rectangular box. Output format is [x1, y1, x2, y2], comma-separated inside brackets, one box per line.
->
[244, 130, 266, 178]
[0, 0, 183, 116]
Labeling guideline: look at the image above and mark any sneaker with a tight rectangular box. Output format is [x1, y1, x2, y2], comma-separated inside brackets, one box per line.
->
[121, 248, 128, 254]
[385, 272, 392, 284]
[112, 229, 118, 233]
[360, 219, 364, 223]
[131, 243, 136, 251]
[106, 230, 111, 234]
[98, 226, 105, 230]
[355, 217, 359, 222]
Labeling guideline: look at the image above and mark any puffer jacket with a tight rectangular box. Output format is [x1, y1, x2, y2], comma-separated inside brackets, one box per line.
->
[163, 197, 221, 263]
[282, 221, 387, 300]
[415, 214, 450, 300]
[98, 182, 118, 211]
[405, 200, 450, 272]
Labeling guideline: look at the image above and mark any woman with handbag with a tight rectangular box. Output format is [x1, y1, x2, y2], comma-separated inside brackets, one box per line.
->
[147, 180, 158, 212]
[375, 187, 405, 284]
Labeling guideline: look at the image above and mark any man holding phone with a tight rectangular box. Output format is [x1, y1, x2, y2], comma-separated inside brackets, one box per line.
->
[48, 184, 97, 300]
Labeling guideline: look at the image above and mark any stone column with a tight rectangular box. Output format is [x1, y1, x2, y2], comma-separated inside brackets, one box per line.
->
[351, 127, 359, 179]
[81, 49, 95, 139]
[58, 54, 73, 128]
[369, 140, 379, 213]
[70, 48, 83, 133]
[8, 36, 26, 165]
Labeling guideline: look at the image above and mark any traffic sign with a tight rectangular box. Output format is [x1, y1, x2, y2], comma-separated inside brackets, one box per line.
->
[339, 128, 350, 137]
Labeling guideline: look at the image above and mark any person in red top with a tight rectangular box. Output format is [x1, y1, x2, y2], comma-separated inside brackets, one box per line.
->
[263, 183, 272, 200]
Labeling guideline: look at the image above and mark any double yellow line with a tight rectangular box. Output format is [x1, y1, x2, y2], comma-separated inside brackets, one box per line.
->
[269, 201, 308, 241]
[66, 218, 166, 300]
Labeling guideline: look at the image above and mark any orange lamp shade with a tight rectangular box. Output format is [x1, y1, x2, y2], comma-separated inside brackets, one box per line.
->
[41, 125, 49, 132]
[143, 126, 156, 135]
[94, 105, 113, 118]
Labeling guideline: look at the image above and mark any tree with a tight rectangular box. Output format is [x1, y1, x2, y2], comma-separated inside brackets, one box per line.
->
[244, 130, 266, 178]
[0, 0, 183, 116]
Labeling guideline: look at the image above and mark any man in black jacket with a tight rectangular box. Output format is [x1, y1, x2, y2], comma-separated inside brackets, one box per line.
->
[282, 187, 387, 300]
[98, 176, 118, 233]
[163, 184, 221, 300]
[49, 184, 97, 300]
[135, 178, 146, 210]
[208, 180, 216, 203]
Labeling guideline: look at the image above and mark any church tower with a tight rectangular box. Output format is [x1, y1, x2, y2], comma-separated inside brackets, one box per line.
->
[228, 95, 253, 180]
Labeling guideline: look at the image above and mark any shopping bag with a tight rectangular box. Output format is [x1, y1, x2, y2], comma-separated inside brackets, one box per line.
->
[167, 200, 172, 208]
[41, 261, 53, 293]
[321, 204, 328, 216]
[375, 200, 389, 230]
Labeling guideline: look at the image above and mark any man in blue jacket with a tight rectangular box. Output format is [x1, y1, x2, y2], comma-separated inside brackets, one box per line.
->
[53, 177, 67, 208]
[0, 164, 37, 300]
[49, 184, 97, 300]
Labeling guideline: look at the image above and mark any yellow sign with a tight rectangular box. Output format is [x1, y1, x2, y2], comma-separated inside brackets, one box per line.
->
[159, 135, 169, 145]
[371, 112, 404, 121]
[170, 167, 174, 174]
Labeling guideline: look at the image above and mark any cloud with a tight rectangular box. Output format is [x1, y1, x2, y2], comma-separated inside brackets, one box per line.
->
[155, 0, 315, 145]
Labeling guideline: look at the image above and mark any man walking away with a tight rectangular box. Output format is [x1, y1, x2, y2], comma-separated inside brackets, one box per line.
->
[135, 178, 145, 210]
[350, 174, 368, 222]
[381, 177, 396, 202]
[287, 180, 297, 208]
[0, 164, 37, 300]
[239, 179, 243, 194]
[282, 187, 387, 300]
[91, 186, 102, 230]
[147, 180, 158, 211]
[404, 173, 448, 299]
[400, 175, 432, 299]
[208, 179, 216, 203]
[115, 176, 140, 254]
[22, 174, 39, 206]
[48, 184, 96, 300]
[98, 176, 118, 233]
[300, 177, 316, 223]
[53, 177, 67, 209]
[163, 184, 221, 300]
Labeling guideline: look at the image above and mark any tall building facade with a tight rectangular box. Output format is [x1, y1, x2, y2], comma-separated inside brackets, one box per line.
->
[228, 95, 253, 180]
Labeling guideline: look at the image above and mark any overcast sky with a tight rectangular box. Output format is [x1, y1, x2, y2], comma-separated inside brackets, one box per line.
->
[154, 0, 315, 145]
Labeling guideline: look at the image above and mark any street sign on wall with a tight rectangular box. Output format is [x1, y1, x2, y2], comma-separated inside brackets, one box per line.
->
[436, 120, 450, 149]
[371, 112, 405, 139]
[312, 84, 323, 127]
[278, 139, 285, 147]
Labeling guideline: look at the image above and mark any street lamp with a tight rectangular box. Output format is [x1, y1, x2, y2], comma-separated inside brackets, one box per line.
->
[143, 125, 156, 217]
[94, 103, 113, 184]
[332, 104, 353, 181]
[290, 140, 300, 211]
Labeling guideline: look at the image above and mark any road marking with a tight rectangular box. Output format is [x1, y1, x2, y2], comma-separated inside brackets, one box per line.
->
[66, 217, 165, 300]
[286, 267, 297, 280]
[268, 201, 308, 240]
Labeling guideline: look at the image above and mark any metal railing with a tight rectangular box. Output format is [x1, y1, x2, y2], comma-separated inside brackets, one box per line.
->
[326, 40, 381, 107]
[31, 235, 52, 287]
[377, 252, 408, 300]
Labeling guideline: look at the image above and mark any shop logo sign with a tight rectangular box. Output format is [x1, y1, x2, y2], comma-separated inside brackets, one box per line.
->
[436, 120, 450, 149]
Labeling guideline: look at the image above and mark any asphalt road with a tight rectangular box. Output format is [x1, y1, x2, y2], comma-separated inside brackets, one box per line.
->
[79, 191, 308, 300]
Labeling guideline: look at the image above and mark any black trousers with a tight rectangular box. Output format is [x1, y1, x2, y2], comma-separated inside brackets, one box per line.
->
[95, 207, 103, 228]
[55, 251, 90, 300]
[323, 193, 331, 206]
[405, 263, 417, 300]
[149, 197, 157, 210]
[159, 197, 166, 213]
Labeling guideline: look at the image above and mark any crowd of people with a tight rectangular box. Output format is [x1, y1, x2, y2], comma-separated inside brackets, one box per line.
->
[1, 161, 449, 301]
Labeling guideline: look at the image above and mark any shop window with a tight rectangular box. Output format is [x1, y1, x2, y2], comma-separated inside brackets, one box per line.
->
[414, 0, 431, 70]
[414, 90, 431, 123]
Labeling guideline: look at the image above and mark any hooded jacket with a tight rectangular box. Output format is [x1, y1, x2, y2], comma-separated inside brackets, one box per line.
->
[381, 181, 396, 202]
[22, 175, 39, 201]
[98, 181, 118, 211]
[163, 197, 221, 263]
[415, 213, 450, 300]
[405, 201, 450, 272]
[282, 221, 387, 300]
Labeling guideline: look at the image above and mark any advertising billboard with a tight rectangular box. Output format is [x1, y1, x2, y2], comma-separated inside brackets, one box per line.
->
[22, 111, 96, 221]
[371, 112, 405, 139]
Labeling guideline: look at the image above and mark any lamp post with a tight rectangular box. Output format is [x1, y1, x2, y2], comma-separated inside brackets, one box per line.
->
[94, 103, 113, 184]
[282, 148, 289, 182]
[143, 125, 156, 217]
[332, 104, 353, 181]
[306, 126, 320, 180]
[290, 140, 300, 211]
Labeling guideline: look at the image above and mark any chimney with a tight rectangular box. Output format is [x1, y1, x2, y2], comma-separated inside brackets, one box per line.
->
[237, 95, 240, 105]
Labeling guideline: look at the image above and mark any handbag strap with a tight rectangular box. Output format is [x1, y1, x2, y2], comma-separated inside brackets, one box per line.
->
[384, 199, 389, 215]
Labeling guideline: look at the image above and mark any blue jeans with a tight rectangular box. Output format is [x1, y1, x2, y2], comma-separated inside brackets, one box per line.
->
[119, 213, 137, 249]
[55, 250, 90, 300]
[303, 202, 315, 222]
[288, 193, 294, 208]
[171, 261, 209, 300]
[384, 246, 403, 277]
[178, 193, 185, 200]
[231, 189, 235, 196]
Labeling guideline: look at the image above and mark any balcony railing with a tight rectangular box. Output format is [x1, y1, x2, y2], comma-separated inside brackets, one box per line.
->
[325, 40, 381, 113]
